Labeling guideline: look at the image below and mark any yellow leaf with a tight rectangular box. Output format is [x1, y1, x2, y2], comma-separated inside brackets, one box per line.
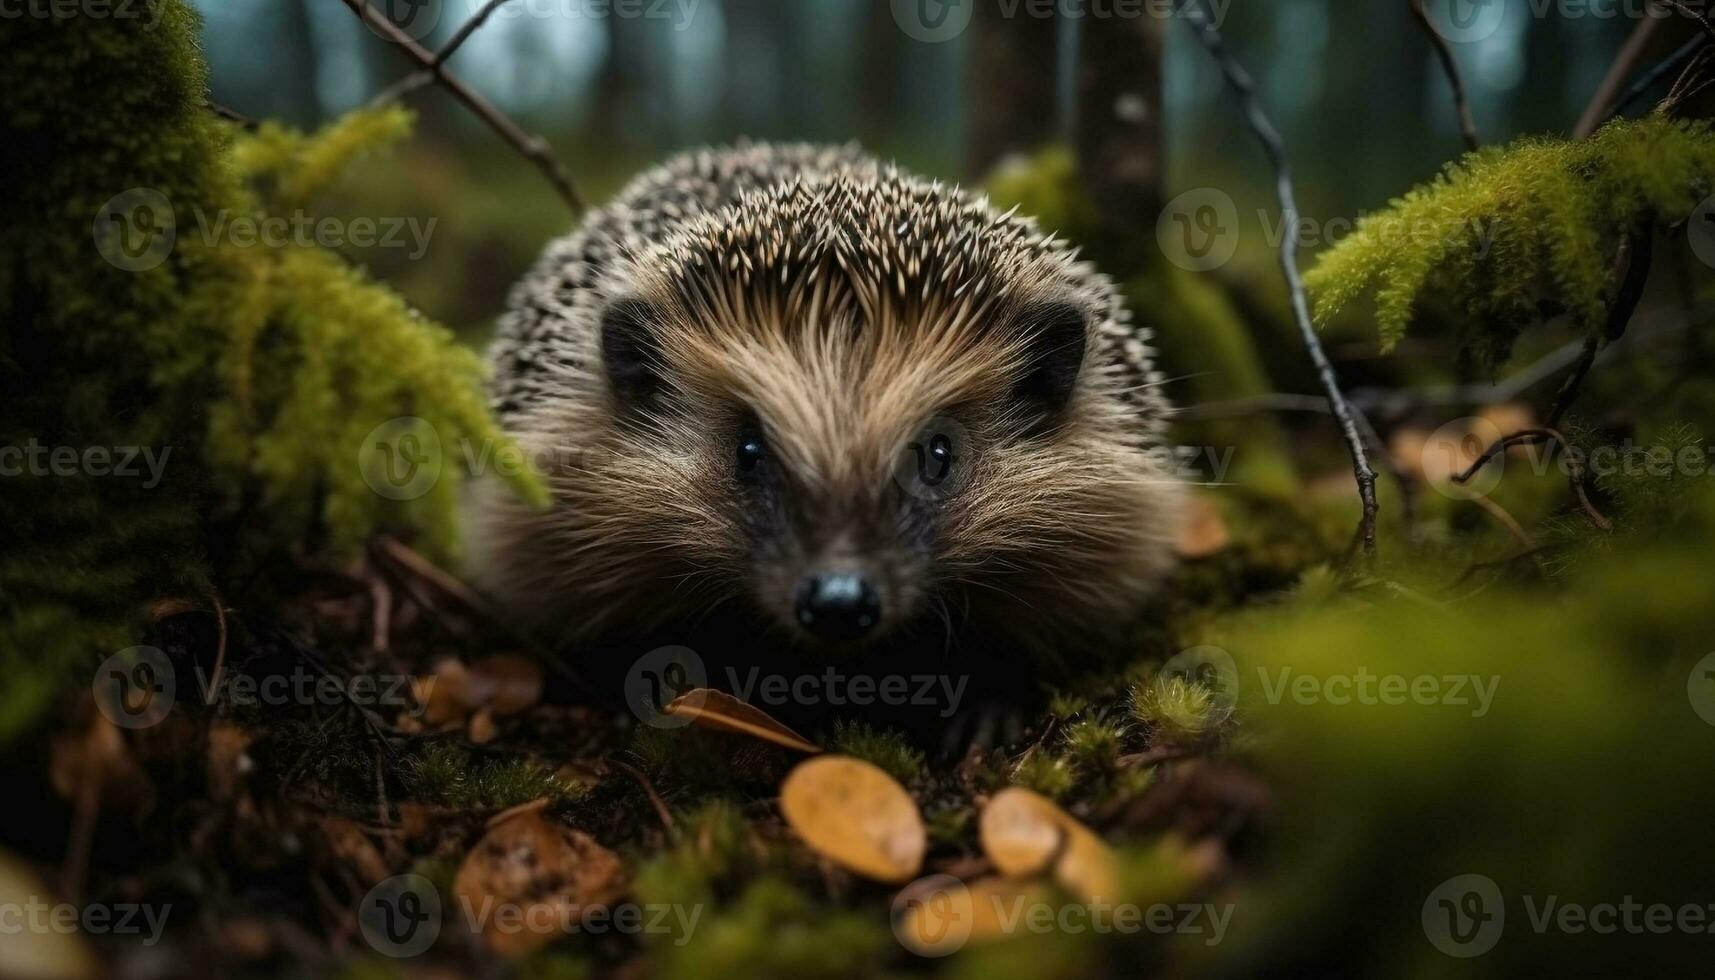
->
[780, 756, 925, 883]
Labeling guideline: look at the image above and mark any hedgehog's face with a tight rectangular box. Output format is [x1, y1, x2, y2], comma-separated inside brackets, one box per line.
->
[590, 282, 1179, 656]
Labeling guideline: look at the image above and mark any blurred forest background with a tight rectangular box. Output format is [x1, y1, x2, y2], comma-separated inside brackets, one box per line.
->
[195, 0, 1645, 341]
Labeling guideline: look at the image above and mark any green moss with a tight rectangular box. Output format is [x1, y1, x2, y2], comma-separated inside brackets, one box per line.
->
[1306, 117, 1715, 360]
[0, 4, 541, 743]
[644, 877, 891, 980]
[402, 742, 576, 810]
[827, 720, 925, 785]
[1010, 751, 1077, 800]
[1130, 674, 1220, 744]
[1059, 716, 1128, 773]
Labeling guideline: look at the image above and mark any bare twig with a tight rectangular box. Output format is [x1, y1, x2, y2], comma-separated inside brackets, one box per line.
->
[1607, 34, 1711, 122]
[1451, 427, 1613, 529]
[1176, 0, 1380, 560]
[1547, 230, 1654, 427]
[610, 759, 675, 835]
[1574, 9, 1667, 138]
[1408, 0, 1481, 150]
[339, 0, 584, 213]
[370, 0, 516, 105]
[206, 100, 259, 130]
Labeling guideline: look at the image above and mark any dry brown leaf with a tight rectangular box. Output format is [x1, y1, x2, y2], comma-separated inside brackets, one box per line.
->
[980, 787, 1118, 901]
[468, 706, 498, 745]
[319, 818, 390, 885]
[452, 809, 627, 958]
[892, 874, 1054, 955]
[470, 654, 544, 717]
[1174, 494, 1232, 558]
[416, 658, 472, 726]
[206, 722, 254, 803]
[0, 852, 97, 980]
[664, 688, 821, 753]
[779, 756, 925, 883]
[979, 787, 1065, 878]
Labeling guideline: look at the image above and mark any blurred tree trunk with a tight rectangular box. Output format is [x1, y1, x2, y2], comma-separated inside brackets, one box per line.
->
[593, 14, 659, 154]
[967, 3, 1061, 176]
[273, 0, 323, 127]
[1076, 11, 1164, 268]
[857, 1, 906, 149]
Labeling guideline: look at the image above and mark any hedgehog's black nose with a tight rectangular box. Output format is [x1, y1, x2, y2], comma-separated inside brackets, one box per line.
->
[795, 572, 882, 641]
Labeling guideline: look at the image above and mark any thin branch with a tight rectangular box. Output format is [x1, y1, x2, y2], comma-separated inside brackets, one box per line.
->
[1607, 34, 1711, 122]
[370, 0, 515, 106]
[1451, 427, 1612, 529]
[1574, 9, 1667, 138]
[1175, 0, 1380, 560]
[1408, 0, 1481, 150]
[339, 0, 584, 213]
[1547, 230, 1654, 427]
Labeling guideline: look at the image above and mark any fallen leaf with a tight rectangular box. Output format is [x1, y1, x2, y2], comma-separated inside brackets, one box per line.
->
[892, 874, 1053, 955]
[979, 787, 1065, 878]
[319, 818, 389, 884]
[780, 756, 925, 883]
[980, 787, 1118, 901]
[417, 655, 545, 729]
[664, 689, 821, 753]
[468, 706, 498, 745]
[470, 654, 544, 717]
[0, 852, 97, 980]
[453, 810, 627, 958]
[1174, 494, 1231, 558]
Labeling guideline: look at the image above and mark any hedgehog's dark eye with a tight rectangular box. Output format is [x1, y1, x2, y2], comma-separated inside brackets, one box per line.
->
[913, 433, 956, 487]
[894, 416, 970, 502]
[736, 425, 766, 475]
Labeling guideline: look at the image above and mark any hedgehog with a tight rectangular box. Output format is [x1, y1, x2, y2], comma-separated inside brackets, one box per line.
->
[472, 142, 1182, 745]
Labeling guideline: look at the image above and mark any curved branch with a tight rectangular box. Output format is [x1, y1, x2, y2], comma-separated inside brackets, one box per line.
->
[1175, 0, 1380, 560]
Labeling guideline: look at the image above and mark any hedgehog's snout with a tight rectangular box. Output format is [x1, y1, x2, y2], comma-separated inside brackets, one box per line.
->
[794, 571, 882, 642]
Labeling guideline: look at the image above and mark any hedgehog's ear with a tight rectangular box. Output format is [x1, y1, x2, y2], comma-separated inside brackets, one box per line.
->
[601, 298, 668, 411]
[1010, 301, 1088, 420]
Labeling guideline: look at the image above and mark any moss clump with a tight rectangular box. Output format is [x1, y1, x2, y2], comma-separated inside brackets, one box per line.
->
[1130, 674, 1221, 744]
[403, 742, 577, 810]
[1010, 751, 1077, 800]
[0, 4, 541, 743]
[1306, 117, 1715, 362]
[827, 719, 925, 784]
[643, 877, 889, 980]
[1059, 716, 1128, 772]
